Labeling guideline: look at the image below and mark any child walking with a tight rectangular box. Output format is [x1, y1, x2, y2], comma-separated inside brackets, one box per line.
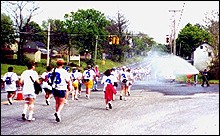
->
[101, 69, 117, 110]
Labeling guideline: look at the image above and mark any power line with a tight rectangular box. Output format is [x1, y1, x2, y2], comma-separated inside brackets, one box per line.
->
[169, 9, 181, 55]
[176, 2, 186, 32]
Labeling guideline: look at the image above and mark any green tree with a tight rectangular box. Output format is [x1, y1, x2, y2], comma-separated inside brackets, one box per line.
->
[21, 21, 46, 43]
[105, 11, 130, 62]
[42, 19, 69, 63]
[204, 10, 219, 79]
[2, 1, 40, 64]
[1, 12, 17, 47]
[176, 23, 212, 59]
[132, 32, 156, 56]
[64, 9, 110, 64]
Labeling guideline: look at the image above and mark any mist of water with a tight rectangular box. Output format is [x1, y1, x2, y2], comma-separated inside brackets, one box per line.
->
[134, 50, 199, 83]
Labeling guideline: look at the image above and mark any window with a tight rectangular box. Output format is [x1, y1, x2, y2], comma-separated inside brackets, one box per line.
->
[208, 52, 211, 57]
[200, 46, 203, 49]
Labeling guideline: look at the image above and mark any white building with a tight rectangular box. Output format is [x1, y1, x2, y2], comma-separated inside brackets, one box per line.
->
[192, 42, 214, 71]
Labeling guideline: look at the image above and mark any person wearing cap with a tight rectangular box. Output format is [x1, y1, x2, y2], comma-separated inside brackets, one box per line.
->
[82, 64, 96, 99]
[49, 58, 71, 122]
[20, 61, 41, 121]
[92, 65, 100, 91]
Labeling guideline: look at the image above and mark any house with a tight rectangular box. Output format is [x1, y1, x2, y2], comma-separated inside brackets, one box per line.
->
[192, 42, 214, 71]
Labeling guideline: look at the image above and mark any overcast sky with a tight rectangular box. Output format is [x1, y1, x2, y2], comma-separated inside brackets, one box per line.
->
[2, 1, 219, 44]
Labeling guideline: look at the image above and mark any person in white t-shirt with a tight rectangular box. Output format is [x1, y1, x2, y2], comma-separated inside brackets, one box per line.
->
[110, 67, 119, 101]
[75, 67, 83, 96]
[20, 61, 41, 121]
[41, 65, 53, 105]
[71, 67, 81, 100]
[119, 66, 128, 101]
[49, 58, 71, 122]
[126, 68, 134, 96]
[101, 69, 117, 110]
[2, 66, 19, 105]
[82, 65, 96, 99]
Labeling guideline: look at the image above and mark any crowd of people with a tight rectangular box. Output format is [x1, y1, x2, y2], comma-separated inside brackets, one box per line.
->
[1, 58, 210, 123]
[1, 59, 136, 122]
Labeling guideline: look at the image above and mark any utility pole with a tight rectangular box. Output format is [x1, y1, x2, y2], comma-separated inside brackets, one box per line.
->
[94, 35, 98, 64]
[169, 9, 181, 55]
[46, 22, 50, 66]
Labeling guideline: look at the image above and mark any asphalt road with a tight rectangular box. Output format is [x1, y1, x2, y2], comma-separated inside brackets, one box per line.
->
[1, 81, 219, 135]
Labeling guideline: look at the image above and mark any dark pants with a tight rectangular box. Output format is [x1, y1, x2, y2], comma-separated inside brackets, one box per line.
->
[201, 76, 209, 86]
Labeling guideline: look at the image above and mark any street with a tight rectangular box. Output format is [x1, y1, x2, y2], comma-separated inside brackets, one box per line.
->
[1, 81, 219, 135]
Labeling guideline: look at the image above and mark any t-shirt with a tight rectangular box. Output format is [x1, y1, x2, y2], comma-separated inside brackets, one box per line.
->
[41, 71, 52, 90]
[3, 72, 19, 91]
[20, 69, 39, 95]
[119, 70, 128, 82]
[101, 75, 117, 91]
[49, 68, 70, 90]
[83, 69, 96, 80]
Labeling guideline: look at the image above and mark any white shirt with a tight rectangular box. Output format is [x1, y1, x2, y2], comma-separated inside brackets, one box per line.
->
[41, 71, 52, 90]
[71, 71, 81, 83]
[2, 72, 19, 91]
[77, 71, 83, 83]
[82, 69, 96, 80]
[111, 71, 119, 81]
[101, 75, 117, 91]
[20, 69, 39, 95]
[119, 70, 128, 82]
[50, 68, 70, 90]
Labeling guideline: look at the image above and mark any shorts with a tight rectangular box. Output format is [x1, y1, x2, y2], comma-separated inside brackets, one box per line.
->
[7, 91, 16, 94]
[52, 89, 66, 98]
[23, 94, 36, 99]
[72, 81, 79, 88]
[43, 88, 52, 94]
[120, 79, 127, 86]
[126, 81, 132, 86]
[84, 79, 93, 89]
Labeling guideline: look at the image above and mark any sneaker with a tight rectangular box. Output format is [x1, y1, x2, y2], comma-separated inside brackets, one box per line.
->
[74, 98, 78, 100]
[8, 98, 13, 105]
[201, 85, 204, 87]
[64, 100, 68, 104]
[120, 96, 122, 100]
[106, 107, 109, 110]
[124, 97, 127, 101]
[108, 103, 112, 109]
[27, 117, 35, 121]
[85, 95, 90, 99]
[207, 84, 210, 87]
[54, 113, 61, 122]
[128, 92, 130, 96]
[46, 99, 50, 105]
[22, 113, 27, 121]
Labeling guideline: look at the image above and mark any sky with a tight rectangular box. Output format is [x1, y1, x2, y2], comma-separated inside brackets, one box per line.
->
[2, 1, 219, 44]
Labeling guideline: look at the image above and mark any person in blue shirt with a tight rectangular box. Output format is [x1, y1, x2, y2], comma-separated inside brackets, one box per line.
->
[201, 69, 210, 87]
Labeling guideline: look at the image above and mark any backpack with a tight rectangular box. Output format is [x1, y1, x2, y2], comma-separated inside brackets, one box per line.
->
[5, 73, 13, 85]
